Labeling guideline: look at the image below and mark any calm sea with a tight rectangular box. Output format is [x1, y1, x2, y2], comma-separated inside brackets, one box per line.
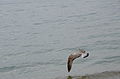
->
[0, 0, 120, 79]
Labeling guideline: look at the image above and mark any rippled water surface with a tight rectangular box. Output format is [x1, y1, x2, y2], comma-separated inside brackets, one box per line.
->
[0, 0, 120, 79]
[57, 71, 120, 79]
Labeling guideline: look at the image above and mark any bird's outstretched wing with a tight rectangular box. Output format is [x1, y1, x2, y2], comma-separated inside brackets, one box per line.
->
[67, 53, 81, 72]
[67, 57, 73, 72]
[67, 49, 89, 72]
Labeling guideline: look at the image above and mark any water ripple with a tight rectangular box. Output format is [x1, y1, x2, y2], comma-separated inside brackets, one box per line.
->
[0, 62, 53, 72]
[59, 71, 120, 79]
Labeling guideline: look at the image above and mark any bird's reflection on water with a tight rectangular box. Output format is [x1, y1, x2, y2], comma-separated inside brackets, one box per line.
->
[67, 76, 87, 79]
[67, 76, 72, 79]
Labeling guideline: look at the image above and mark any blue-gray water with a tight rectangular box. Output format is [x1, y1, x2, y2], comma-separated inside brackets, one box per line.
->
[0, 0, 120, 79]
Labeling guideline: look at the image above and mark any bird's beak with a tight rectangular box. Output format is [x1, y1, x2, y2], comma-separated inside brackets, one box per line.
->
[82, 53, 89, 58]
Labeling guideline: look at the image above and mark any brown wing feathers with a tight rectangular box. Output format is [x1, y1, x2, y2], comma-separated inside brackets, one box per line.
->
[67, 56, 73, 72]
[67, 49, 88, 72]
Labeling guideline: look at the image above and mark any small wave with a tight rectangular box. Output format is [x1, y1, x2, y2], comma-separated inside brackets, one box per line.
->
[0, 64, 34, 72]
[67, 12, 96, 18]
[0, 66, 19, 72]
[56, 71, 120, 79]
[90, 55, 120, 65]
[104, 56, 120, 60]
[33, 22, 43, 25]
[0, 61, 54, 73]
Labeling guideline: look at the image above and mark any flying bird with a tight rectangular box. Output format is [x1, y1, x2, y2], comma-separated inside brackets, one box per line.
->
[67, 49, 89, 72]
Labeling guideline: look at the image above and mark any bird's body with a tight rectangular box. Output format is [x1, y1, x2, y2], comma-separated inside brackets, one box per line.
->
[67, 49, 89, 72]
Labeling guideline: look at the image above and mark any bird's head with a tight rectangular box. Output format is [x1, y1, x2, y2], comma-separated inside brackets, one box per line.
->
[81, 52, 89, 58]
[79, 49, 89, 58]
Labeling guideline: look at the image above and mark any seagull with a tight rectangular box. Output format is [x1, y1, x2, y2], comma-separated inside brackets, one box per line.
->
[67, 49, 89, 72]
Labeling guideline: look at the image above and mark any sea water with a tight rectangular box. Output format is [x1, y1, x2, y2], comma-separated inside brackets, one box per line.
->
[0, 0, 120, 79]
